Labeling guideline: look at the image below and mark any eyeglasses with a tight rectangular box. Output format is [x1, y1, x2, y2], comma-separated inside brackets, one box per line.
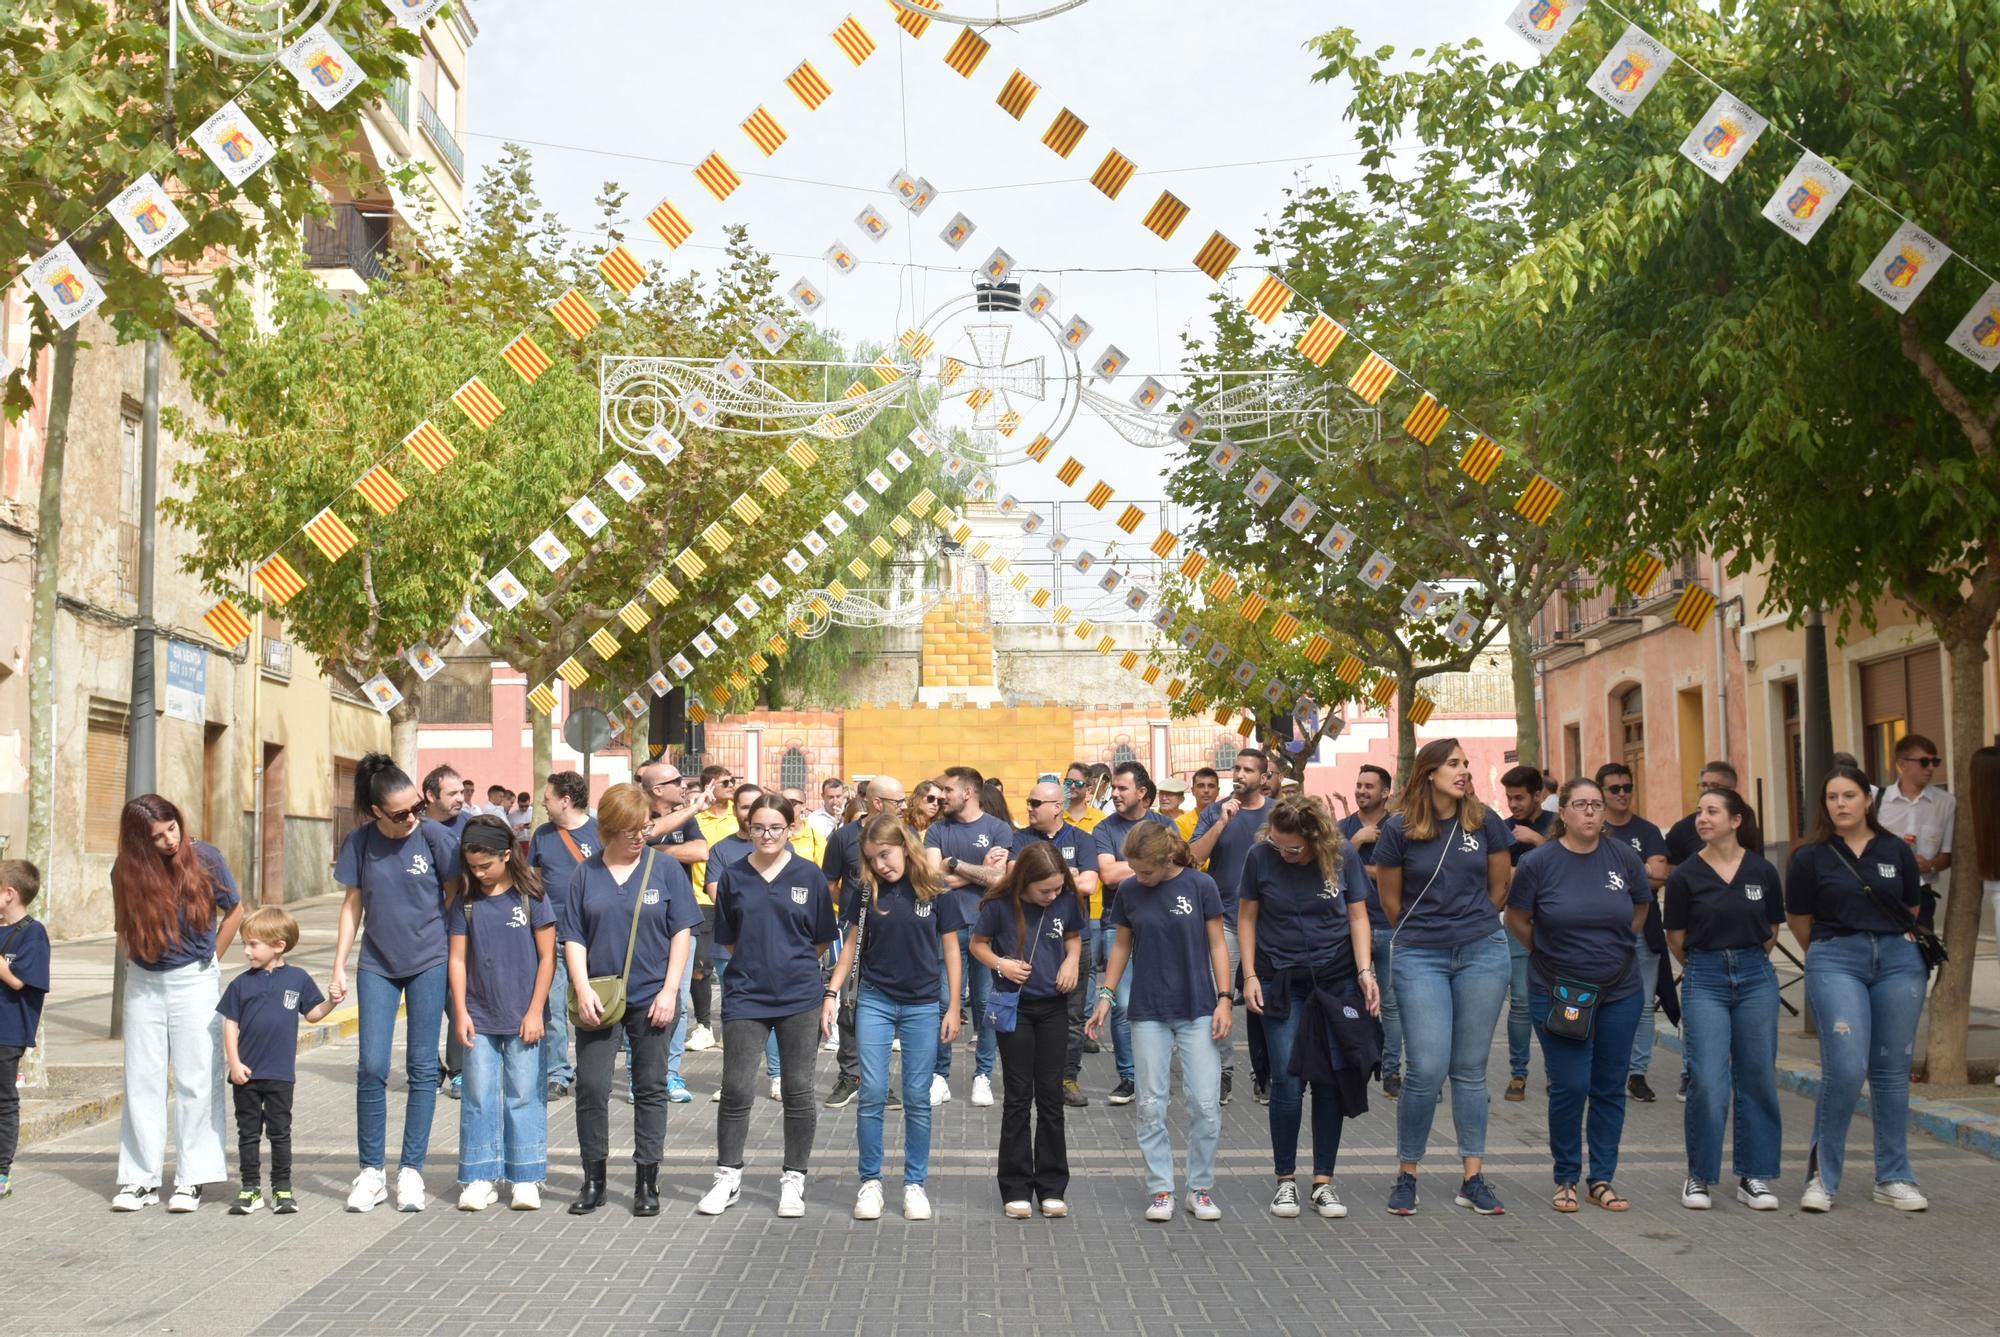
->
[1603, 784, 1633, 795]
[880, 796, 908, 809]
[1026, 797, 1058, 809]
[1904, 756, 1941, 768]
[1567, 800, 1606, 813]
[924, 794, 943, 805]
[748, 824, 790, 838]
[1272, 843, 1308, 858]
[379, 804, 422, 823]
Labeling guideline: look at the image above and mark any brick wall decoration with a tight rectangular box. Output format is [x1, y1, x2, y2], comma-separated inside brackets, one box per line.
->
[840, 703, 1075, 801]
[920, 594, 996, 689]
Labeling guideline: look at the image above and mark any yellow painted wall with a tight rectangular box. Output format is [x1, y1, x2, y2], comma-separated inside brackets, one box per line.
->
[842, 704, 1075, 801]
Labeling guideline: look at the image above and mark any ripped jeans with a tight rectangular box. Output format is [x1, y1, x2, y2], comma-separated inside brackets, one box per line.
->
[1802, 931, 1925, 1195]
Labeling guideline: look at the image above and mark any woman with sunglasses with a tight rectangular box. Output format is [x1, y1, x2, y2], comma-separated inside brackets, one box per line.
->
[910, 781, 946, 836]
[699, 794, 839, 1219]
[331, 754, 463, 1214]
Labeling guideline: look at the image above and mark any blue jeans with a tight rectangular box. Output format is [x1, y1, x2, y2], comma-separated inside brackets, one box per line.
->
[1681, 948, 1782, 1183]
[1803, 931, 1926, 1194]
[1371, 927, 1402, 1079]
[355, 964, 448, 1172]
[1628, 933, 1660, 1078]
[665, 968, 696, 1085]
[459, 1032, 548, 1184]
[1098, 920, 1135, 1082]
[1531, 987, 1642, 1185]
[1260, 977, 1346, 1178]
[542, 956, 575, 1087]
[936, 926, 995, 1080]
[1391, 929, 1510, 1164]
[1132, 1017, 1222, 1194]
[856, 986, 942, 1184]
[1506, 930, 1532, 1080]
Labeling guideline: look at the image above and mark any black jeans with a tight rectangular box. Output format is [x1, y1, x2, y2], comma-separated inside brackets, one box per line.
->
[719, 1010, 821, 1173]
[1242, 960, 1270, 1086]
[0, 1045, 22, 1175]
[995, 993, 1070, 1202]
[232, 1079, 296, 1188]
[575, 1011, 670, 1164]
[690, 907, 716, 1028]
[834, 965, 860, 1083]
[1064, 977, 1087, 1082]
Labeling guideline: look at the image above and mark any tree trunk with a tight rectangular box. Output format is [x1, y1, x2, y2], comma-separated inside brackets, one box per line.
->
[532, 707, 554, 805]
[1506, 605, 1540, 770]
[1396, 676, 1418, 779]
[1922, 627, 1990, 1085]
[388, 701, 419, 775]
[26, 325, 80, 922]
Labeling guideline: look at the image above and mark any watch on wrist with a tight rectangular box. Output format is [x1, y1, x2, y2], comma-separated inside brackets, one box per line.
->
[947, 855, 960, 874]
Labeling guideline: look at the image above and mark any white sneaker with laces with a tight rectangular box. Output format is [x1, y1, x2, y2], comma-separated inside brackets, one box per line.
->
[345, 1167, 388, 1212]
[903, 1183, 932, 1221]
[1309, 1183, 1347, 1219]
[167, 1184, 202, 1213]
[697, 1166, 742, 1215]
[778, 1171, 806, 1218]
[1736, 1178, 1778, 1211]
[1004, 1199, 1032, 1219]
[457, 1180, 498, 1212]
[854, 1179, 884, 1220]
[1871, 1181, 1928, 1211]
[395, 1167, 427, 1213]
[971, 1075, 994, 1107]
[686, 1024, 716, 1052]
[1800, 1174, 1834, 1213]
[110, 1184, 159, 1212]
[510, 1182, 541, 1211]
[1143, 1192, 1174, 1222]
[929, 1074, 951, 1106]
[1680, 1177, 1712, 1209]
[1270, 1181, 1301, 1218]
[1186, 1189, 1222, 1221]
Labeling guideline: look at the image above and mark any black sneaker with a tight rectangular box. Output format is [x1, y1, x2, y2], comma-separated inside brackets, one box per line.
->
[229, 1187, 264, 1215]
[886, 1085, 902, 1110]
[1676, 1071, 1691, 1103]
[1082, 1036, 1101, 1054]
[271, 1188, 299, 1215]
[1253, 1079, 1271, 1105]
[1062, 1079, 1088, 1108]
[1220, 1073, 1233, 1105]
[1383, 1073, 1402, 1099]
[1627, 1075, 1657, 1103]
[1108, 1079, 1136, 1105]
[824, 1075, 859, 1109]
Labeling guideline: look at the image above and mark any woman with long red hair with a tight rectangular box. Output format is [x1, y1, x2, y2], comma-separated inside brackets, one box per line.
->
[111, 794, 243, 1213]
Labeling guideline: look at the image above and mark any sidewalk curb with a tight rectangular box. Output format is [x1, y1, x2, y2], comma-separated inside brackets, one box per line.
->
[1654, 1021, 2000, 1163]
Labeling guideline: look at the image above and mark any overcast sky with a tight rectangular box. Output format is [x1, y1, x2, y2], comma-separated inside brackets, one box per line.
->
[463, 1, 1525, 524]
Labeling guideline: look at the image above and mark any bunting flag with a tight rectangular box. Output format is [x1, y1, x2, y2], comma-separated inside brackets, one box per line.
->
[617, 600, 649, 634]
[694, 152, 743, 202]
[996, 410, 1021, 436]
[996, 69, 1038, 120]
[672, 547, 708, 580]
[1208, 572, 1240, 601]
[729, 494, 765, 525]
[1178, 551, 1209, 579]
[700, 521, 734, 553]
[943, 27, 990, 77]
[1084, 480, 1113, 509]
[1024, 434, 1053, 462]
[1587, 23, 1676, 117]
[1055, 458, 1084, 486]
[556, 657, 591, 689]
[1090, 149, 1137, 200]
[356, 466, 408, 516]
[1369, 674, 1398, 707]
[786, 438, 820, 469]
[1270, 612, 1300, 642]
[742, 106, 788, 156]
[1515, 475, 1565, 526]
[1506, 0, 1588, 57]
[1238, 592, 1267, 622]
[1405, 694, 1437, 727]
[527, 682, 559, 716]
[452, 377, 504, 429]
[1458, 435, 1503, 484]
[1296, 314, 1347, 366]
[1191, 232, 1239, 281]
[1622, 551, 1666, 599]
[832, 14, 877, 65]
[500, 332, 551, 384]
[1678, 92, 1769, 183]
[1244, 274, 1294, 325]
[756, 467, 790, 496]
[255, 556, 305, 606]
[894, 0, 939, 37]
[1116, 504, 1145, 534]
[399, 421, 453, 474]
[194, 100, 276, 187]
[646, 199, 694, 250]
[1762, 152, 1854, 245]
[909, 487, 937, 514]
[787, 59, 833, 110]
[359, 674, 404, 714]
[1672, 583, 1719, 632]
[1402, 394, 1450, 445]
[303, 508, 357, 561]
[1337, 653, 1370, 685]
[588, 628, 621, 660]
[872, 353, 904, 384]
[550, 288, 599, 339]
[27, 241, 106, 330]
[1947, 281, 2000, 372]
[1042, 107, 1088, 158]
[1347, 353, 1397, 405]
[647, 573, 679, 605]
[939, 356, 966, 387]
[898, 328, 936, 358]
[203, 599, 254, 649]
[1860, 221, 1951, 313]
[1142, 191, 1190, 241]
[598, 244, 647, 296]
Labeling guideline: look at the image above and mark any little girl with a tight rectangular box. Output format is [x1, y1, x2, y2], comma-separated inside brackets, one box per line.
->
[449, 816, 556, 1210]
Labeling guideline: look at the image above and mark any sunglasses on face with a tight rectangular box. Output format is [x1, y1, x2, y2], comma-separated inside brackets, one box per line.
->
[1603, 784, 1633, 795]
[1904, 756, 1941, 768]
[924, 795, 942, 805]
[379, 804, 422, 823]
[1026, 797, 1058, 809]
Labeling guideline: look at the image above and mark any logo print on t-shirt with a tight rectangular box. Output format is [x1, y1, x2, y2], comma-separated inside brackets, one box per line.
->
[283, 990, 300, 1010]
[579, 843, 594, 858]
[790, 886, 809, 905]
[1459, 830, 1481, 854]
[642, 888, 660, 906]
[1171, 895, 1194, 916]
[1607, 870, 1627, 893]
[408, 853, 432, 876]
[1341, 1005, 1359, 1020]
[1049, 917, 1065, 938]
[1876, 862, 1896, 878]
[1060, 845, 1075, 860]
[974, 834, 991, 849]
[507, 904, 528, 928]
[1744, 883, 1764, 902]
[914, 901, 933, 918]
[1319, 880, 1339, 901]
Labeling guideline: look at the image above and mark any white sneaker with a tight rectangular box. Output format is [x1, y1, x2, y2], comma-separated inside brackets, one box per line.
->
[697, 1166, 742, 1215]
[711, 1088, 722, 1102]
[1186, 1189, 1222, 1221]
[395, 1167, 427, 1213]
[903, 1183, 932, 1221]
[110, 1184, 159, 1212]
[166, 1184, 202, 1213]
[854, 1179, 884, 1220]
[770, 1079, 783, 1102]
[510, 1182, 541, 1211]
[686, 1024, 716, 1052]
[1039, 1198, 1069, 1218]
[930, 1074, 951, 1106]
[891, 1036, 901, 1052]
[822, 1026, 840, 1053]
[971, 1075, 994, 1107]
[345, 1167, 388, 1212]
[778, 1170, 806, 1218]
[1270, 1180, 1301, 1218]
[1736, 1178, 1779, 1211]
[1309, 1183, 1347, 1219]
[1680, 1177, 1713, 1210]
[1004, 1199, 1032, 1219]
[1143, 1191, 1175, 1222]
[1871, 1181, 1928, 1211]
[1800, 1174, 1834, 1213]
[457, 1180, 498, 1212]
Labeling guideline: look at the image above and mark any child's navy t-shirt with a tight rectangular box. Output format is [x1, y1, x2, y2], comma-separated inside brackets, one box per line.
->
[217, 964, 325, 1083]
[0, 917, 51, 1048]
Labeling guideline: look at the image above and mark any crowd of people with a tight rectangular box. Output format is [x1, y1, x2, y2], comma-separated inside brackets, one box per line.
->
[5, 730, 1993, 1222]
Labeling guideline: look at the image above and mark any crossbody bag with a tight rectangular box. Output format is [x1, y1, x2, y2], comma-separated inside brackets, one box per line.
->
[1387, 819, 1458, 953]
[568, 848, 655, 1031]
[983, 906, 1051, 1035]
[836, 878, 871, 1033]
[1531, 944, 1634, 1042]
[1828, 843, 1947, 973]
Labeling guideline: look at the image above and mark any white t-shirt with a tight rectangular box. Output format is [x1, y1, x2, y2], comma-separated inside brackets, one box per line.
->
[1877, 784, 1956, 888]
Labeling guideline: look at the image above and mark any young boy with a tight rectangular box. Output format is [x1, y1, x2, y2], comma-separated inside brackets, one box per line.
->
[0, 860, 50, 1200]
[217, 906, 333, 1215]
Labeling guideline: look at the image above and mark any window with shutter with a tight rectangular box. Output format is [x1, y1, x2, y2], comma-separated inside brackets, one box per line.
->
[86, 710, 131, 852]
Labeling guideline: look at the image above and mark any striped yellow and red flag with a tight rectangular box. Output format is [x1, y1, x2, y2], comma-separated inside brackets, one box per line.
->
[556, 657, 591, 689]
[693, 152, 742, 202]
[768, 634, 788, 656]
[1369, 674, 1398, 707]
[827, 578, 850, 602]
[1301, 634, 1333, 666]
[303, 508, 357, 561]
[964, 386, 992, 412]
[1150, 530, 1179, 558]
[1406, 693, 1437, 726]
[872, 353, 903, 385]
[832, 14, 876, 64]
[729, 494, 764, 525]
[950, 521, 972, 544]
[549, 288, 599, 339]
[1672, 584, 1718, 633]
[1042, 107, 1088, 158]
[1024, 434, 1053, 463]
[893, 0, 939, 37]
[909, 487, 937, 515]
[1622, 551, 1667, 599]
[255, 555, 306, 606]
[749, 651, 769, 673]
[1192, 232, 1240, 281]
[1208, 572, 1239, 601]
[787, 59, 833, 110]
[1030, 587, 1052, 610]
[996, 410, 1021, 436]
[1009, 571, 1029, 591]
[1402, 393, 1450, 445]
[899, 328, 935, 358]
[741, 106, 787, 157]
[1142, 191, 1190, 240]
[816, 412, 848, 438]
[791, 616, 811, 635]
[848, 557, 870, 580]
[646, 573, 679, 606]
[645, 199, 693, 250]
[1084, 480, 1112, 509]
[869, 535, 892, 559]
[756, 467, 789, 497]
[1269, 612, 1300, 642]
[1142, 664, 1161, 685]
[1347, 352, 1397, 405]
[588, 628, 621, 660]
[700, 521, 734, 553]
[617, 600, 649, 633]
[500, 331, 551, 385]
[686, 701, 708, 725]
[452, 376, 504, 430]
[203, 599, 253, 649]
[1244, 274, 1294, 324]
[1055, 457, 1084, 486]
[598, 244, 647, 296]
[527, 683, 559, 716]
[672, 547, 708, 580]
[1116, 504, 1145, 534]
[891, 514, 913, 538]
[1514, 475, 1564, 526]
[403, 420, 455, 473]
[1090, 149, 1137, 200]
[844, 381, 870, 402]
[1458, 434, 1503, 484]
[996, 69, 1038, 120]
[786, 439, 820, 470]
[1098, 636, 1116, 655]
[942, 27, 990, 77]
[355, 466, 407, 516]
[938, 356, 965, 388]
[1178, 551, 1209, 580]
[1296, 314, 1347, 366]
[1185, 690, 1207, 713]
[1121, 651, 1140, 671]
[1238, 592, 1267, 622]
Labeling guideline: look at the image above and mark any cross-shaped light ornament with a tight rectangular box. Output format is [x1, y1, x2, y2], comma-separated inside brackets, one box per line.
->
[943, 323, 1046, 430]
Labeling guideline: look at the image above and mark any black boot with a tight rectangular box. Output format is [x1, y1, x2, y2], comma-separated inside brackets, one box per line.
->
[632, 1163, 660, 1217]
[568, 1160, 607, 1216]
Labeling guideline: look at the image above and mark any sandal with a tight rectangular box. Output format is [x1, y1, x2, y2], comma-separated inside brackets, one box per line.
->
[1587, 1181, 1630, 1212]
[1552, 1182, 1579, 1213]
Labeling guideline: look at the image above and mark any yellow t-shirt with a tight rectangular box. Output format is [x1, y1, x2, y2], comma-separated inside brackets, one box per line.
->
[1068, 805, 1104, 834]
[1174, 809, 1200, 842]
[689, 808, 739, 904]
[789, 825, 826, 867]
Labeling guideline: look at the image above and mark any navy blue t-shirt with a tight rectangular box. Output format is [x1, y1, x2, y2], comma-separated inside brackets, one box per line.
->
[1602, 815, 1668, 872]
[1239, 840, 1369, 972]
[924, 813, 1016, 923]
[1336, 813, 1391, 931]
[1785, 833, 1922, 936]
[1091, 809, 1174, 913]
[842, 877, 966, 1005]
[821, 819, 863, 895]
[0, 917, 52, 1048]
[334, 820, 459, 978]
[1372, 807, 1513, 949]
[711, 853, 839, 1022]
[450, 888, 557, 1034]
[1191, 798, 1274, 926]
[133, 841, 243, 971]
[1508, 839, 1650, 1000]
[1665, 851, 1784, 952]
[1105, 868, 1224, 1023]
[1507, 809, 1557, 866]
[645, 812, 705, 852]
[216, 963, 324, 1083]
[558, 851, 701, 1010]
[435, 810, 472, 840]
[528, 817, 600, 914]
[974, 889, 1081, 1000]
[1017, 822, 1095, 878]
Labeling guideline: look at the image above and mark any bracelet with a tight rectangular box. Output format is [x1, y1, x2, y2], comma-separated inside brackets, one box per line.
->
[1357, 967, 1375, 978]
[824, 989, 839, 999]
[1096, 985, 1116, 1000]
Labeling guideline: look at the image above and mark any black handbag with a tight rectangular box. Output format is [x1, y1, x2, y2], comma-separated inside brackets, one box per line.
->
[837, 879, 870, 1033]
[982, 907, 1050, 1035]
[1829, 844, 1948, 973]
[1532, 947, 1633, 1042]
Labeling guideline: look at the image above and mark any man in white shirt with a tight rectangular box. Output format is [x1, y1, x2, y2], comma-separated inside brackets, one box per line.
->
[1876, 733, 1955, 931]
[806, 776, 844, 838]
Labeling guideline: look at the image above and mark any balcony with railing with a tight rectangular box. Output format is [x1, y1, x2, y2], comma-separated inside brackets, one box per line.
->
[418, 92, 465, 179]
[382, 74, 410, 128]
[302, 203, 392, 283]
[1536, 555, 1705, 651]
